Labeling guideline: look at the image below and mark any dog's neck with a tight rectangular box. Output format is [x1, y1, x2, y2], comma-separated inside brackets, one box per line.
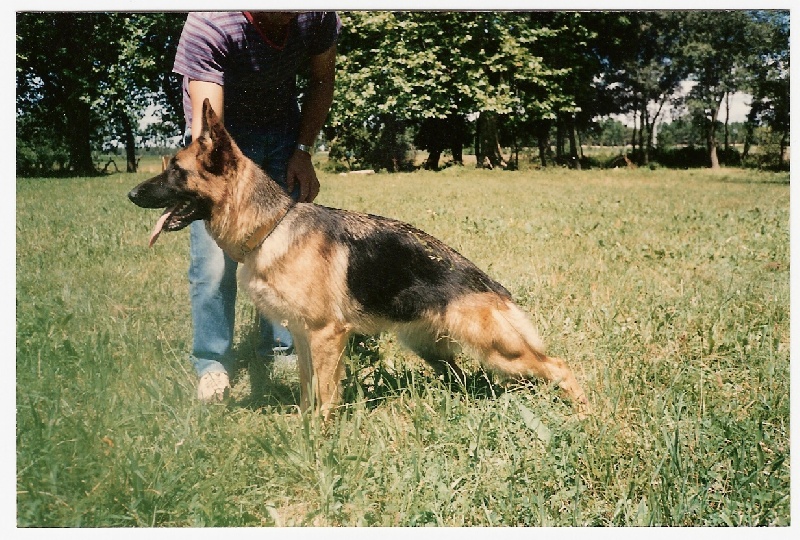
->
[208, 161, 295, 262]
[228, 202, 294, 262]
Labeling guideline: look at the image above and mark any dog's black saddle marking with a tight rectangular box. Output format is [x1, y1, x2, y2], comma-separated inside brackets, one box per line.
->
[342, 217, 510, 322]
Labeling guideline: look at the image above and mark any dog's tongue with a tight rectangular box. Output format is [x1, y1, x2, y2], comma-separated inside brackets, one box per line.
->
[148, 207, 175, 247]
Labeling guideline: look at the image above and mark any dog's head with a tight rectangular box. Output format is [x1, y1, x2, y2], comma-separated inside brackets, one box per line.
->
[128, 99, 239, 246]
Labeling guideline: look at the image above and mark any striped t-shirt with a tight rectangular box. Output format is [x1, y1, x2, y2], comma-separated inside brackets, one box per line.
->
[173, 12, 341, 130]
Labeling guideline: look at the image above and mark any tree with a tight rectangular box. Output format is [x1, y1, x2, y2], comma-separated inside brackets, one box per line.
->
[523, 12, 633, 169]
[16, 12, 185, 175]
[595, 118, 629, 147]
[679, 11, 765, 169]
[613, 12, 685, 166]
[17, 13, 111, 174]
[96, 13, 186, 172]
[744, 11, 789, 168]
[657, 116, 704, 148]
[530, 12, 595, 169]
[330, 12, 565, 171]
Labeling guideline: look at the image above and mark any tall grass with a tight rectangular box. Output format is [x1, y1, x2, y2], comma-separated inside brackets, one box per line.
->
[16, 166, 789, 526]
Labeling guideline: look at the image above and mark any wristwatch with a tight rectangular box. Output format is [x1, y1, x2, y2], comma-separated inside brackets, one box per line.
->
[296, 143, 312, 155]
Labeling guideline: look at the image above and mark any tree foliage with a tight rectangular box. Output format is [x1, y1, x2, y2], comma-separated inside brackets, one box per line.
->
[16, 12, 185, 175]
[744, 11, 790, 168]
[597, 12, 686, 165]
[330, 12, 570, 170]
[16, 10, 789, 176]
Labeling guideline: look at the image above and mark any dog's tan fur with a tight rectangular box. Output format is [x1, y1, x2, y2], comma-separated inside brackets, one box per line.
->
[129, 99, 589, 419]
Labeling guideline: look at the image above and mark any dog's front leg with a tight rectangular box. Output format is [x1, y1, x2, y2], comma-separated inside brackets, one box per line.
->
[306, 323, 351, 421]
[291, 331, 315, 414]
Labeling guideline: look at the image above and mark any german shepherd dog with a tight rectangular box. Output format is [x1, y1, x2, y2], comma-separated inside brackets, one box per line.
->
[129, 100, 588, 418]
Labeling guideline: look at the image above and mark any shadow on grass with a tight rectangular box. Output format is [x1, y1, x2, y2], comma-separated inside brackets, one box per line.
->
[341, 360, 512, 411]
[231, 332, 517, 413]
[712, 172, 790, 185]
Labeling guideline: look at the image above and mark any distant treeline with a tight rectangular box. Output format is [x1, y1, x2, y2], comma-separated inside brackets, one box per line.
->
[16, 11, 789, 176]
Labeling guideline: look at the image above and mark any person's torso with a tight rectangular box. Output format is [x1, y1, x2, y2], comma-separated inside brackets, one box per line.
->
[176, 12, 335, 129]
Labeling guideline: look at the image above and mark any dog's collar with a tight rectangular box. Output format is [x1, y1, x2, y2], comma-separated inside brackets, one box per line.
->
[234, 203, 295, 262]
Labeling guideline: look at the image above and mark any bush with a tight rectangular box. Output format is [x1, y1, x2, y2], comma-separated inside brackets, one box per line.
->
[329, 119, 417, 173]
[717, 147, 742, 166]
[652, 146, 710, 168]
[16, 137, 70, 177]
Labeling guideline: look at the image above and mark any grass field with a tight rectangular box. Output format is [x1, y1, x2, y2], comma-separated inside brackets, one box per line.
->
[16, 164, 790, 526]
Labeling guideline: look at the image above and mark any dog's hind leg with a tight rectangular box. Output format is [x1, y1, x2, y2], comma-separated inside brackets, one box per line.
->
[445, 293, 589, 413]
[397, 327, 466, 383]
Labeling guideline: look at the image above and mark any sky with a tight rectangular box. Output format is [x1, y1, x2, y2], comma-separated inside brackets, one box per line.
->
[726, 93, 754, 123]
[614, 88, 752, 128]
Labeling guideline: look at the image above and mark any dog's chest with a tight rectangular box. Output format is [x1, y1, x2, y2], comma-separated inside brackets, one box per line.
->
[237, 262, 289, 319]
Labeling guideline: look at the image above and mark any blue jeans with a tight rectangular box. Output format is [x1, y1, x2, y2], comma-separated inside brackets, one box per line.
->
[189, 120, 300, 377]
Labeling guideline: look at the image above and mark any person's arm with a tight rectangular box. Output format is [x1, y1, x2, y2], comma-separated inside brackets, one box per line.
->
[286, 43, 337, 203]
[188, 79, 224, 141]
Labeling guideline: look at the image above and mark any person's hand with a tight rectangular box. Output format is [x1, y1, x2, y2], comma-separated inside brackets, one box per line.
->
[286, 149, 320, 203]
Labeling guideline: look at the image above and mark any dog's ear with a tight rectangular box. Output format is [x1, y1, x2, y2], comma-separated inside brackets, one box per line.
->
[198, 98, 236, 174]
[199, 98, 225, 143]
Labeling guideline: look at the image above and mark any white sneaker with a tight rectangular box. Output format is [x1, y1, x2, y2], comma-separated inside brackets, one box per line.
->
[197, 372, 230, 403]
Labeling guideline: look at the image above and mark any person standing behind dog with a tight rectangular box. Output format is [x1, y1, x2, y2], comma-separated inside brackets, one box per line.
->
[173, 11, 341, 402]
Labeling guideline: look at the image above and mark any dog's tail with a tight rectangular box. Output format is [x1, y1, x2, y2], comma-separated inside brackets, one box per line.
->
[442, 293, 545, 360]
[444, 293, 588, 409]
[492, 299, 548, 355]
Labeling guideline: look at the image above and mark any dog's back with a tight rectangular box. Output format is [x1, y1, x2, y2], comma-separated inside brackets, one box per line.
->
[323, 208, 511, 322]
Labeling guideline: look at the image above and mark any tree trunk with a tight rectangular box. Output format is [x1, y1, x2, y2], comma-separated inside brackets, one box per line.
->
[637, 105, 646, 166]
[568, 114, 580, 170]
[374, 116, 412, 172]
[536, 121, 549, 168]
[418, 116, 465, 170]
[707, 101, 721, 169]
[451, 143, 463, 165]
[724, 92, 731, 153]
[474, 119, 481, 168]
[425, 150, 442, 170]
[707, 121, 720, 168]
[708, 138, 720, 169]
[644, 93, 668, 166]
[779, 131, 788, 168]
[446, 115, 466, 166]
[119, 110, 138, 173]
[555, 118, 565, 163]
[640, 105, 650, 166]
[475, 111, 506, 169]
[742, 117, 754, 160]
[511, 120, 519, 170]
[65, 99, 95, 175]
